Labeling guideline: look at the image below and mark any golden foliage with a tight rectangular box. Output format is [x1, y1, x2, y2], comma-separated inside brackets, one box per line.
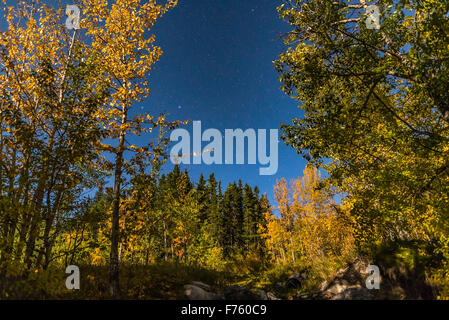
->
[265, 166, 355, 265]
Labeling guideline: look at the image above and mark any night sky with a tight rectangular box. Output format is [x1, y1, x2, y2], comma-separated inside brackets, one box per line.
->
[1, 0, 308, 206]
[143, 0, 307, 205]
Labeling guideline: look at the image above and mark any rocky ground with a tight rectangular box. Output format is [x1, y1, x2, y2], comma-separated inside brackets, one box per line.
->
[184, 258, 374, 300]
[184, 258, 437, 300]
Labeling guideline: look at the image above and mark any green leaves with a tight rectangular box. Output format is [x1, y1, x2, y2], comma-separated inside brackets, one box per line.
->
[275, 1, 449, 281]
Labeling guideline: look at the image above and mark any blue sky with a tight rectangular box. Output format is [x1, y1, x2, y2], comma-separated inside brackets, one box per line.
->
[0, 0, 308, 206]
[140, 0, 307, 205]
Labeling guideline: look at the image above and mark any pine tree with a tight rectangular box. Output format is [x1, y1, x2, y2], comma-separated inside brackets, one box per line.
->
[243, 184, 258, 251]
[221, 183, 234, 258]
[256, 192, 269, 257]
[196, 173, 208, 222]
[235, 180, 245, 251]
[220, 181, 245, 257]
[205, 174, 221, 246]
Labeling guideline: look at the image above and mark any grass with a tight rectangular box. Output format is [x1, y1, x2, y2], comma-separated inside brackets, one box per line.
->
[1, 262, 239, 299]
[0, 255, 354, 300]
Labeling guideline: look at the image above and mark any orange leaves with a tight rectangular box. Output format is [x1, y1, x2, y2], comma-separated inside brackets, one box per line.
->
[266, 166, 355, 265]
[73, 0, 182, 160]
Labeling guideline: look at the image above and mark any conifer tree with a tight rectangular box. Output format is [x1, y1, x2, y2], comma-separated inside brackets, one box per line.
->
[196, 173, 208, 222]
[205, 174, 221, 245]
[243, 184, 259, 250]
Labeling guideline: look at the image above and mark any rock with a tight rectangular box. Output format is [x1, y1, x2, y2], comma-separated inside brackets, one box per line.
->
[316, 258, 379, 300]
[330, 285, 373, 300]
[293, 272, 308, 280]
[267, 292, 281, 300]
[296, 256, 437, 300]
[286, 273, 307, 289]
[326, 283, 348, 295]
[185, 282, 272, 300]
[190, 281, 213, 292]
[296, 291, 321, 300]
[184, 284, 223, 300]
[253, 289, 268, 300]
[319, 280, 330, 292]
[185, 282, 271, 300]
[276, 281, 287, 289]
[224, 286, 268, 300]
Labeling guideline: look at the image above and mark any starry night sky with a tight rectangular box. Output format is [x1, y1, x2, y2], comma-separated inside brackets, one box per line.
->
[1, 0, 309, 206]
[141, 0, 307, 205]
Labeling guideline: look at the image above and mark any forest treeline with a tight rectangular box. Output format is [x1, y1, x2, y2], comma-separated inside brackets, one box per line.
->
[65, 165, 271, 267]
[57, 164, 352, 270]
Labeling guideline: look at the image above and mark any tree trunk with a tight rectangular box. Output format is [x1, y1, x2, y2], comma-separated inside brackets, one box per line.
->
[110, 110, 127, 298]
[36, 185, 63, 268]
[290, 232, 295, 263]
[24, 122, 60, 269]
[163, 220, 168, 261]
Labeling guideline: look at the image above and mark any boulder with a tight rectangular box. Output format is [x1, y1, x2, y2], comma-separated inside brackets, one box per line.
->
[286, 272, 307, 289]
[184, 282, 271, 300]
[326, 283, 349, 296]
[184, 283, 223, 300]
[295, 291, 321, 300]
[223, 286, 268, 300]
[276, 281, 287, 290]
[267, 292, 281, 300]
[318, 258, 378, 300]
[190, 281, 213, 292]
[330, 285, 374, 300]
